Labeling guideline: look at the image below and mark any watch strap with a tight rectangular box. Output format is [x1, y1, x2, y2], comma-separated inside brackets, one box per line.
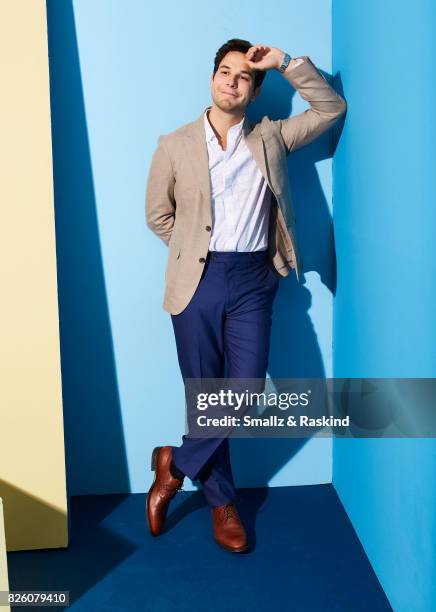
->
[278, 52, 292, 73]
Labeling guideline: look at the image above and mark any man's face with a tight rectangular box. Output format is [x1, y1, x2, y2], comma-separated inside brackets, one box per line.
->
[210, 51, 260, 113]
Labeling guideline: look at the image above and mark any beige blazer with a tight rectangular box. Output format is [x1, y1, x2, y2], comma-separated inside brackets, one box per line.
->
[146, 56, 346, 315]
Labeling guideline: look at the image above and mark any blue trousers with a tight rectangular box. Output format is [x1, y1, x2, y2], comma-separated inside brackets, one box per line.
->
[171, 249, 279, 507]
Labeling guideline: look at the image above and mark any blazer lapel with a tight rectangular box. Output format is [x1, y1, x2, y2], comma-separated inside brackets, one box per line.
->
[243, 117, 270, 184]
[186, 110, 213, 204]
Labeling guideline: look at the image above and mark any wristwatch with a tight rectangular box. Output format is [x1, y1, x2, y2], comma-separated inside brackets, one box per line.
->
[278, 52, 292, 73]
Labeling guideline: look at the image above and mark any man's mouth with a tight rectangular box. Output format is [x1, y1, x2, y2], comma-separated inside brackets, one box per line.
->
[222, 91, 237, 97]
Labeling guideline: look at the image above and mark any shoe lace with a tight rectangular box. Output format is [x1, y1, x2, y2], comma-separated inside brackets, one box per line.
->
[223, 504, 238, 521]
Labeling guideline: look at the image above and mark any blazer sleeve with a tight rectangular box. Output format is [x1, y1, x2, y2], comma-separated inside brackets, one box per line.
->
[276, 55, 347, 154]
[145, 135, 176, 246]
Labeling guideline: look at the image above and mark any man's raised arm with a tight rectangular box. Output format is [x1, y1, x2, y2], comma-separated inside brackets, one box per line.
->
[145, 135, 176, 246]
[277, 54, 347, 153]
[245, 45, 346, 153]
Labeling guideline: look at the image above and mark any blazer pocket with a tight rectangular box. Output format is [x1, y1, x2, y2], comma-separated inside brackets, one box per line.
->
[165, 244, 182, 285]
[168, 225, 183, 258]
[168, 240, 182, 261]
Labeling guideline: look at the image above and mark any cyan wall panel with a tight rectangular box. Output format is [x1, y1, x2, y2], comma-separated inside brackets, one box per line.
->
[332, 1, 436, 609]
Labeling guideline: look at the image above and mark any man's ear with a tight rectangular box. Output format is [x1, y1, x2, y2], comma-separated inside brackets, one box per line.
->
[251, 86, 261, 102]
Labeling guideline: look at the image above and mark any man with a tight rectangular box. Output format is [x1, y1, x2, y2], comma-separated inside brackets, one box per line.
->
[145, 38, 346, 553]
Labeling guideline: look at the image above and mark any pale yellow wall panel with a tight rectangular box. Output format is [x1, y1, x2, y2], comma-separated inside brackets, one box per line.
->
[0, 1, 68, 550]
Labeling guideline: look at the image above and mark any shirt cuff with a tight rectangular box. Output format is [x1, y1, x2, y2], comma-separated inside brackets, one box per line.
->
[289, 57, 305, 69]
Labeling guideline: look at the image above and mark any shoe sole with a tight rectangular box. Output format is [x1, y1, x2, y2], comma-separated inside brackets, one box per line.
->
[214, 538, 250, 553]
[145, 446, 163, 536]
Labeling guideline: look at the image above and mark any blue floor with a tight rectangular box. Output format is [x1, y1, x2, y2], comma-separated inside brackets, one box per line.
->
[7, 485, 392, 611]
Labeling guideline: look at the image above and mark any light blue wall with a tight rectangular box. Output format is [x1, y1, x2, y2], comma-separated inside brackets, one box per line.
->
[48, 0, 338, 496]
[332, 1, 436, 609]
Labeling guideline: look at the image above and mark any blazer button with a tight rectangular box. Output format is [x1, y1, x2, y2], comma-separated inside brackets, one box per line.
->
[199, 257, 206, 263]
[205, 225, 211, 231]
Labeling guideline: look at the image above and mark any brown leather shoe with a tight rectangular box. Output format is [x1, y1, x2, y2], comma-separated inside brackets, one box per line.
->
[211, 503, 249, 553]
[146, 446, 183, 536]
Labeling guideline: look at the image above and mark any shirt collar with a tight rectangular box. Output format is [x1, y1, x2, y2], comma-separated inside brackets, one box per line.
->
[203, 107, 245, 144]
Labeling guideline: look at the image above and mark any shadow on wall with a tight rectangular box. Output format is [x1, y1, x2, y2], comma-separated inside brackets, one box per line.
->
[46, 0, 130, 497]
[0, 479, 67, 551]
[231, 65, 346, 494]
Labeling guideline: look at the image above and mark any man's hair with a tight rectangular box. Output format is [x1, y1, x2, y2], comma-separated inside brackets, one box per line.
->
[213, 38, 266, 91]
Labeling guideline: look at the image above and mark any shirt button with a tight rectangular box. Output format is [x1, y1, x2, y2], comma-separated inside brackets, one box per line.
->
[199, 257, 206, 263]
[205, 225, 211, 231]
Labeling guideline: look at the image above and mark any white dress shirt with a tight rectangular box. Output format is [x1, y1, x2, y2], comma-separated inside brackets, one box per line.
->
[204, 108, 272, 252]
[205, 57, 304, 252]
